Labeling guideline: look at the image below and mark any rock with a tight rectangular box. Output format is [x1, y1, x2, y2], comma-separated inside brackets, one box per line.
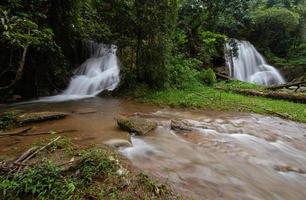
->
[16, 112, 69, 125]
[117, 116, 157, 135]
[171, 119, 209, 132]
[274, 165, 306, 174]
[105, 139, 132, 148]
[170, 119, 194, 131]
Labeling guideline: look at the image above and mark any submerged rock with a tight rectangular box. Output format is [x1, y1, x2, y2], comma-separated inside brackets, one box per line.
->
[116, 116, 157, 135]
[105, 139, 132, 148]
[16, 112, 69, 125]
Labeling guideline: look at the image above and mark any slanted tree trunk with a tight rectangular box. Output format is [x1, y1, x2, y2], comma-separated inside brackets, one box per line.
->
[0, 46, 28, 90]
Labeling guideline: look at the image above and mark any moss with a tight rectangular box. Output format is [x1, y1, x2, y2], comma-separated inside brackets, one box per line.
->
[130, 83, 306, 123]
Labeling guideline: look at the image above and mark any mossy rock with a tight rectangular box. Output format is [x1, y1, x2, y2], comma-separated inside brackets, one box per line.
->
[117, 116, 157, 136]
[16, 112, 69, 125]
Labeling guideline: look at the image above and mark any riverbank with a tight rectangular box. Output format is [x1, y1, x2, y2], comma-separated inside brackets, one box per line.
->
[0, 136, 180, 200]
[128, 83, 306, 123]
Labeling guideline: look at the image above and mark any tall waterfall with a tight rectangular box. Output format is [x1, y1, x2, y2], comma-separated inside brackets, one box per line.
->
[225, 40, 285, 86]
[40, 42, 120, 102]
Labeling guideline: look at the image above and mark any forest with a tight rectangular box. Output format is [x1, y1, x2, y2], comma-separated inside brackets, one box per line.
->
[0, 0, 305, 98]
[0, 0, 306, 200]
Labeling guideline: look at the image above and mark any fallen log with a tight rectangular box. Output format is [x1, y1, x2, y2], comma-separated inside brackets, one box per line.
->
[266, 81, 306, 90]
[217, 88, 306, 103]
[22, 129, 77, 136]
[262, 108, 292, 119]
[216, 72, 232, 80]
[17, 112, 69, 125]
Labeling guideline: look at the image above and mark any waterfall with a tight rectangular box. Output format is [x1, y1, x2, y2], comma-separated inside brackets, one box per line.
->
[225, 40, 285, 86]
[39, 42, 120, 102]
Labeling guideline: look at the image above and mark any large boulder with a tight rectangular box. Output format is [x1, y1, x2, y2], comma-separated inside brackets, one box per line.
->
[117, 116, 157, 136]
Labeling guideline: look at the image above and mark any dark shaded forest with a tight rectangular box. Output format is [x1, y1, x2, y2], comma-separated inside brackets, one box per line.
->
[0, 0, 305, 100]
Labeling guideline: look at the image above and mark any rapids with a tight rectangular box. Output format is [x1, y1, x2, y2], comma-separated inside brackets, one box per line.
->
[1, 98, 305, 199]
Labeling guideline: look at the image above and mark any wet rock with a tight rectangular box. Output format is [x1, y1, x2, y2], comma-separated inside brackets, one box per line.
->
[105, 139, 132, 148]
[170, 119, 194, 131]
[117, 116, 157, 135]
[16, 112, 69, 125]
[274, 165, 306, 174]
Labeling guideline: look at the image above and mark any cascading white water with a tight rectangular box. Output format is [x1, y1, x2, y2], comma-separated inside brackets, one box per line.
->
[225, 40, 285, 86]
[39, 42, 120, 102]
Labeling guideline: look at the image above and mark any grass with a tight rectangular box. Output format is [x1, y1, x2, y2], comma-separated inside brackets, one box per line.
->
[0, 137, 180, 200]
[129, 83, 306, 123]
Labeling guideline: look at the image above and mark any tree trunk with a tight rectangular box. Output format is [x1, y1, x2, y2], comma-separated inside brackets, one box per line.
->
[0, 46, 28, 90]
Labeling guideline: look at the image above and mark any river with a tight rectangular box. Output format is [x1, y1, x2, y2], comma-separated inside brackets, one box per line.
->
[1, 97, 306, 200]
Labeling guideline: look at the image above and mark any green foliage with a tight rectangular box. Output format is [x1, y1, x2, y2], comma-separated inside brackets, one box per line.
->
[166, 56, 202, 89]
[0, 112, 17, 130]
[198, 31, 226, 65]
[137, 173, 170, 197]
[133, 84, 306, 122]
[0, 162, 76, 200]
[134, 0, 179, 88]
[198, 68, 217, 86]
[251, 7, 300, 56]
[216, 80, 264, 90]
[0, 9, 55, 49]
[78, 149, 119, 184]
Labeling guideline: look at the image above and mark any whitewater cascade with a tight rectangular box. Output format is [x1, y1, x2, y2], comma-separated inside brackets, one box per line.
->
[225, 40, 285, 86]
[40, 42, 120, 102]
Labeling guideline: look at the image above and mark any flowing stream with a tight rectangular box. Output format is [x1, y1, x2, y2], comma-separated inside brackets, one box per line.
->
[1, 98, 306, 200]
[225, 40, 285, 86]
[39, 42, 120, 102]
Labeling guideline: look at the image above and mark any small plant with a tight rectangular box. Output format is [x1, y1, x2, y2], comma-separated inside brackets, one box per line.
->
[0, 112, 18, 130]
[198, 68, 217, 86]
[137, 173, 169, 197]
[78, 149, 119, 184]
[0, 161, 76, 200]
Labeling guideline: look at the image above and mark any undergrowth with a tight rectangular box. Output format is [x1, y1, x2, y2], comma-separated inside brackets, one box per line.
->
[0, 112, 18, 131]
[0, 137, 180, 200]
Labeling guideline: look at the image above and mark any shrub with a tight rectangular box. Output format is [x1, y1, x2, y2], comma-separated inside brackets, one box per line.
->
[0, 112, 17, 130]
[0, 162, 76, 200]
[198, 68, 217, 86]
[166, 56, 202, 89]
[251, 7, 300, 56]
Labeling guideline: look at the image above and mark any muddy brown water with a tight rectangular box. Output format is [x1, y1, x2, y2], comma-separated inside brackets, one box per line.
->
[1, 97, 306, 200]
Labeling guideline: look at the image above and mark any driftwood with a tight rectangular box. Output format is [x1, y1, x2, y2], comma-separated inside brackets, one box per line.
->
[22, 136, 62, 163]
[217, 88, 306, 103]
[0, 129, 77, 137]
[267, 81, 306, 91]
[0, 127, 32, 136]
[14, 147, 39, 164]
[1, 137, 61, 173]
